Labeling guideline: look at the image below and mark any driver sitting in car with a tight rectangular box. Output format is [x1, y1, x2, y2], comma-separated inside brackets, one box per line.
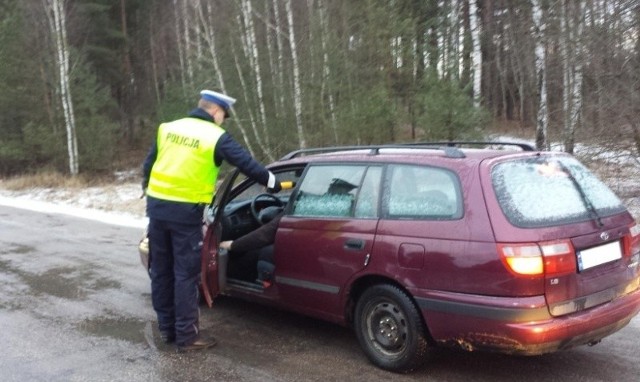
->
[219, 210, 283, 288]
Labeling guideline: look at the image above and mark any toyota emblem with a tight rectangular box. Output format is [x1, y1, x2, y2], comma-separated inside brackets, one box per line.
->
[600, 232, 610, 241]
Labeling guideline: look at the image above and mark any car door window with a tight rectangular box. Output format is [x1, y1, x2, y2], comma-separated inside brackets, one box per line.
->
[293, 165, 366, 217]
[385, 164, 462, 219]
[230, 168, 301, 204]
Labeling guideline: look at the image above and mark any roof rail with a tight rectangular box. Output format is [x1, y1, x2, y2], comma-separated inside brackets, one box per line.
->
[411, 141, 535, 151]
[280, 143, 466, 160]
[279, 141, 534, 160]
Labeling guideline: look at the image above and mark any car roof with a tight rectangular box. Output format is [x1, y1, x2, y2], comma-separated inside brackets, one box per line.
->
[273, 141, 538, 167]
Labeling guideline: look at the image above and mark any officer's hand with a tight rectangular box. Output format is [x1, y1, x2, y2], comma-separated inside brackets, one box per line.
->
[219, 240, 233, 250]
[267, 182, 282, 194]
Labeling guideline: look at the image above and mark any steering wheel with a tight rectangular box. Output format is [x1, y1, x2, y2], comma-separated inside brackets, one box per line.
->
[250, 193, 284, 225]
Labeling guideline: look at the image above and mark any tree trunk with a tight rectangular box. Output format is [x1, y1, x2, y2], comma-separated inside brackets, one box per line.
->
[148, 13, 161, 105]
[634, 1, 640, 157]
[569, 22, 584, 155]
[195, 2, 257, 157]
[561, 0, 585, 154]
[119, 0, 135, 141]
[470, 0, 482, 106]
[506, 5, 526, 126]
[495, 38, 508, 119]
[285, 0, 306, 149]
[462, 0, 472, 90]
[173, 0, 187, 97]
[318, 0, 338, 143]
[46, 0, 79, 175]
[240, 0, 274, 160]
[263, 2, 283, 120]
[272, 0, 287, 116]
[532, 0, 549, 151]
[39, 62, 56, 131]
[180, 0, 193, 87]
[479, 0, 497, 116]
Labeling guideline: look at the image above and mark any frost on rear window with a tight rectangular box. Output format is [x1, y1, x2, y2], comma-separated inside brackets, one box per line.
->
[492, 156, 626, 228]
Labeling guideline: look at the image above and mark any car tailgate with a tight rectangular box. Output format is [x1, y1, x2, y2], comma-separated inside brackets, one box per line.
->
[546, 223, 640, 317]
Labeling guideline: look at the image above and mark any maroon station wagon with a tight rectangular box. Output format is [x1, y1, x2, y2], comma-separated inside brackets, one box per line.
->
[199, 142, 640, 372]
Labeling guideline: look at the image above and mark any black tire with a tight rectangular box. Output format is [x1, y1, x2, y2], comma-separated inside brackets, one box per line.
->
[354, 284, 429, 372]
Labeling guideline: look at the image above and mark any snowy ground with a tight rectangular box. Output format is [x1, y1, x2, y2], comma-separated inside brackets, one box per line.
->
[0, 140, 638, 224]
[0, 178, 147, 229]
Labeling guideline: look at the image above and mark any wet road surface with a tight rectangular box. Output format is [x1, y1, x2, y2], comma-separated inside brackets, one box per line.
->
[1, 205, 639, 381]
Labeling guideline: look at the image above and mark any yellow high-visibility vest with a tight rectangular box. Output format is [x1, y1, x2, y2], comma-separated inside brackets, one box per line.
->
[147, 118, 224, 203]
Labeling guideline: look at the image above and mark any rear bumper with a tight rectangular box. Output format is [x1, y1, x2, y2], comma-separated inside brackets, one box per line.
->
[413, 281, 640, 355]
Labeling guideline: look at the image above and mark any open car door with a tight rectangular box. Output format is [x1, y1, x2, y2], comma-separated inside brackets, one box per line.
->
[201, 170, 239, 307]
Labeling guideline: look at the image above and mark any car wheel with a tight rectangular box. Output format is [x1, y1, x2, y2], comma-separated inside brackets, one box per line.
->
[354, 284, 428, 372]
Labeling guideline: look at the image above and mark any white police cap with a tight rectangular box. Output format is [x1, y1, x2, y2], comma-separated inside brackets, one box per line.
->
[200, 90, 236, 117]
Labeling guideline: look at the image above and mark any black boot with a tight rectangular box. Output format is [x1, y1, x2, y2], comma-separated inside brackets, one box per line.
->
[177, 335, 217, 352]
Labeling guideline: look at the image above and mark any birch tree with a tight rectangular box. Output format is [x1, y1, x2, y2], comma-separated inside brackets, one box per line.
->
[470, 0, 482, 106]
[238, 0, 274, 160]
[532, 0, 549, 150]
[561, 0, 586, 154]
[437, 0, 461, 80]
[633, 2, 640, 156]
[262, 1, 284, 120]
[44, 0, 79, 175]
[285, 0, 307, 149]
[173, 0, 187, 96]
[195, 2, 257, 157]
[318, 0, 338, 142]
[271, 0, 287, 117]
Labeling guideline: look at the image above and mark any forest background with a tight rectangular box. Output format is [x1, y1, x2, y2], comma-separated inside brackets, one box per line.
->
[0, 0, 638, 180]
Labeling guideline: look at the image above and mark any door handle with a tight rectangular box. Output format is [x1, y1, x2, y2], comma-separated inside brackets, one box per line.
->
[344, 238, 365, 250]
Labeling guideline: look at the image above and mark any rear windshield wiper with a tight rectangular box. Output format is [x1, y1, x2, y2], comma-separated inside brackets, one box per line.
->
[555, 160, 604, 227]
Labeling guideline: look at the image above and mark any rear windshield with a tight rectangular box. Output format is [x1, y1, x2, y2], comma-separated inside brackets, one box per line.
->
[492, 156, 626, 228]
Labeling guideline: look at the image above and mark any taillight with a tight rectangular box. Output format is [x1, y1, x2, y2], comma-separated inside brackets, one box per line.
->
[498, 243, 543, 275]
[626, 223, 640, 257]
[498, 240, 576, 277]
[541, 241, 576, 275]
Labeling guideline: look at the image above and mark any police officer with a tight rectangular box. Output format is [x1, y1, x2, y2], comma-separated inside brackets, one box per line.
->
[141, 90, 281, 352]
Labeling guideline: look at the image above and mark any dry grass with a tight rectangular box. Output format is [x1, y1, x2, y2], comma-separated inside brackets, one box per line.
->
[1, 172, 93, 190]
[0, 169, 138, 191]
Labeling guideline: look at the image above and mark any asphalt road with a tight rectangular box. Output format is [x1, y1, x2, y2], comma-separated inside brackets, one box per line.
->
[1, 204, 639, 382]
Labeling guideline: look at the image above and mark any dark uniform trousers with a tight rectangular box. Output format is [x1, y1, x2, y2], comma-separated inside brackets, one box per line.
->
[148, 218, 202, 346]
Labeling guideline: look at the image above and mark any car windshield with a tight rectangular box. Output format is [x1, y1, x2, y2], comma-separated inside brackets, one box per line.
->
[492, 156, 626, 228]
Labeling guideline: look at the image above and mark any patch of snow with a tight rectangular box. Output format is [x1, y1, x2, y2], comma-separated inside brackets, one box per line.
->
[0, 185, 147, 229]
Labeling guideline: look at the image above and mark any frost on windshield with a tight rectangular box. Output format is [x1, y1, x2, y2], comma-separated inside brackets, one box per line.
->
[492, 156, 625, 227]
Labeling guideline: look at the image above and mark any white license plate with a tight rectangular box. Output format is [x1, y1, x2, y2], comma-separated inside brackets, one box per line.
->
[577, 241, 622, 272]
